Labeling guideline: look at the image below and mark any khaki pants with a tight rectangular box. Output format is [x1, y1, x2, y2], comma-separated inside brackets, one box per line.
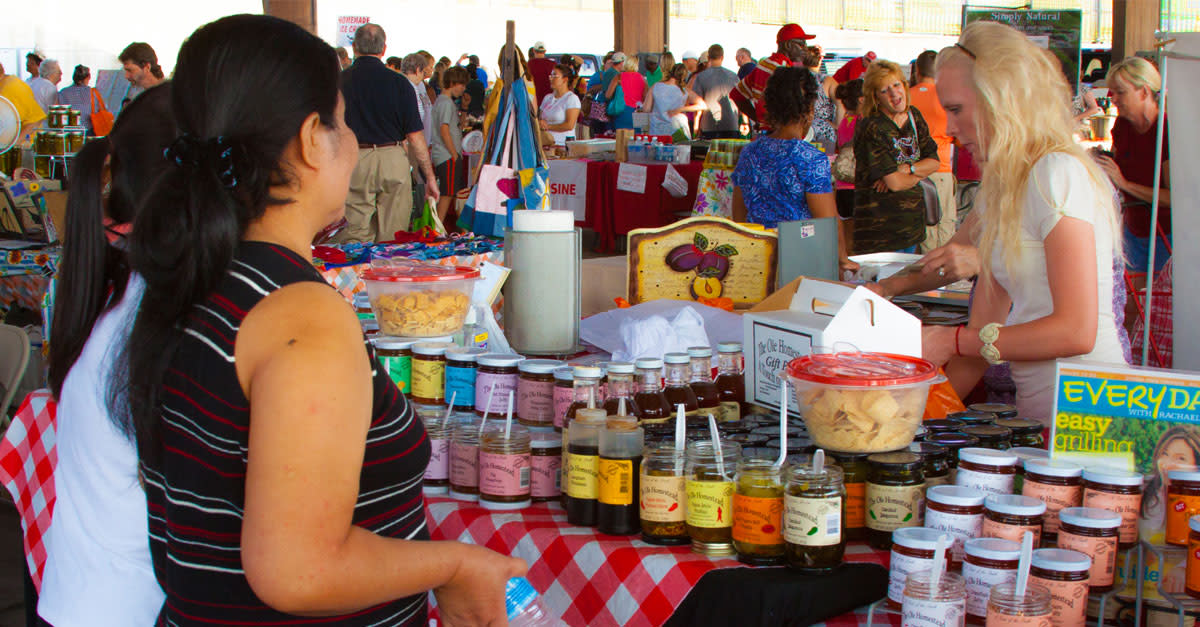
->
[335, 145, 413, 243]
[921, 171, 958, 252]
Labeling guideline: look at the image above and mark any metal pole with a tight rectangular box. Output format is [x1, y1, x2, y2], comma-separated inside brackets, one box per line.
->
[1141, 40, 1168, 366]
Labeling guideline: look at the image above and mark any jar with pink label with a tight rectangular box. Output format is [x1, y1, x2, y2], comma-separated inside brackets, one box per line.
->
[982, 494, 1045, 547]
[421, 410, 452, 495]
[552, 366, 574, 432]
[1082, 467, 1144, 548]
[517, 359, 564, 427]
[475, 353, 524, 415]
[955, 448, 1018, 496]
[888, 527, 954, 608]
[902, 569, 966, 627]
[1056, 506, 1119, 591]
[1020, 459, 1082, 540]
[479, 423, 532, 510]
[924, 485, 986, 566]
[1029, 548, 1091, 627]
[530, 432, 562, 502]
[986, 581, 1052, 627]
[449, 417, 483, 501]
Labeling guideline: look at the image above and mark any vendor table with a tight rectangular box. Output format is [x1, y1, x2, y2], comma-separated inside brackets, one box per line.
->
[0, 244, 58, 315]
[425, 496, 895, 627]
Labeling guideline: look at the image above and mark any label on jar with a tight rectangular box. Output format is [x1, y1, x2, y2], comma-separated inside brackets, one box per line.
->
[641, 473, 686, 523]
[411, 359, 445, 401]
[888, 550, 935, 605]
[479, 451, 530, 496]
[553, 387, 573, 429]
[518, 379, 556, 423]
[475, 372, 518, 414]
[1031, 574, 1088, 627]
[985, 607, 1052, 627]
[955, 467, 1014, 496]
[734, 493, 784, 546]
[719, 401, 741, 423]
[686, 479, 734, 529]
[598, 458, 635, 506]
[783, 494, 841, 546]
[423, 436, 450, 481]
[866, 483, 924, 532]
[566, 453, 599, 499]
[449, 442, 478, 487]
[901, 596, 965, 627]
[981, 517, 1042, 547]
[1187, 535, 1200, 595]
[1057, 529, 1116, 587]
[845, 482, 865, 530]
[531, 453, 561, 499]
[445, 365, 476, 407]
[378, 354, 412, 394]
[963, 560, 1017, 617]
[1021, 480, 1082, 536]
[1082, 488, 1141, 544]
[1166, 492, 1200, 545]
[923, 507, 982, 563]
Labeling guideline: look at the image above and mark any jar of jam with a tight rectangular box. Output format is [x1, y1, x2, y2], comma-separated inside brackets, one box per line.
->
[475, 353, 524, 415]
[641, 444, 689, 545]
[421, 411, 452, 494]
[565, 412, 606, 526]
[479, 423, 531, 510]
[530, 432, 562, 502]
[1056, 506, 1120, 591]
[986, 580, 1052, 627]
[598, 417, 643, 535]
[995, 418, 1044, 448]
[1020, 459, 1082, 540]
[925, 419, 966, 435]
[732, 457, 786, 565]
[969, 403, 1017, 419]
[664, 352, 701, 424]
[828, 450, 868, 541]
[901, 565, 966, 625]
[1186, 515, 1200, 598]
[1010, 447, 1049, 494]
[565, 365, 605, 425]
[928, 432, 981, 470]
[982, 494, 1045, 546]
[1029, 548, 1090, 627]
[947, 410, 997, 427]
[553, 366, 574, 431]
[687, 346, 723, 421]
[865, 451, 925, 550]
[1167, 470, 1200, 546]
[783, 461, 844, 572]
[888, 527, 955, 608]
[714, 342, 745, 422]
[1082, 467, 1144, 547]
[449, 418, 482, 501]
[924, 485, 986, 566]
[963, 537, 1020, 621]
[411, 341, 453, 405]
[961, 424, 1012, 450]
[955, 447, 1018, 496]
[634, 357, 672, 425]
[909, 442, 951, 489]
[372, 337, 416, 395]
[516, 359, 563, 427]
[445, 347, 484, 411]
[602, 362, 641, 418]
[685, 440, 741, 556]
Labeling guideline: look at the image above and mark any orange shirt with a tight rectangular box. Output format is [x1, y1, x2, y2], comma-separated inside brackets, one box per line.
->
[908, 82, 952, 173]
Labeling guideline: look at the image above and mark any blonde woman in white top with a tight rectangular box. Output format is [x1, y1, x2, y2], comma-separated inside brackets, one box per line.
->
[921, 21, 1127, 425]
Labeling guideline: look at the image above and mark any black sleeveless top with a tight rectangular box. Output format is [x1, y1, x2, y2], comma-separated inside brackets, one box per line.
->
[142, 241, 430, 625]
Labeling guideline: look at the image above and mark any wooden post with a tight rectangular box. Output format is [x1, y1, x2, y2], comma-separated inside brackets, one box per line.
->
[503, 20, 516, 87]
[1112, 0, 1160, 62]
[262, 0, 318, 35]
[613, 0, 667, 56]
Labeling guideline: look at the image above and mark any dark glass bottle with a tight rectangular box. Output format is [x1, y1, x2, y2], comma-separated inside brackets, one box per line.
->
[714, 342, 746, 422]
[634, 358, 672, 426]
[687, 346, 722, 421]
[664, 352, 700, 426]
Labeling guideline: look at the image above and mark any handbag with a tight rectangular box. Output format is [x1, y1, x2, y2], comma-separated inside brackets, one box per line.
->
[605, 80, 628, 117]
[906, 110, 941, 227]
[90, 89, 114, 136]
[832, 143, 855, 183]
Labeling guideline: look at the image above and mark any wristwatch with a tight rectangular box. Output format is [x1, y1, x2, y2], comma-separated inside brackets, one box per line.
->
[979, 323, 1005, 365]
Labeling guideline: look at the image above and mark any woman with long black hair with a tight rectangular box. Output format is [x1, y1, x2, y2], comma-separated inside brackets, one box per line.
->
[114, 14, 523, 625]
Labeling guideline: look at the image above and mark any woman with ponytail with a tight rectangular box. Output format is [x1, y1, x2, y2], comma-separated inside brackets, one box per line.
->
[114, 15, 523, 625]
[40, 84, 173, 626]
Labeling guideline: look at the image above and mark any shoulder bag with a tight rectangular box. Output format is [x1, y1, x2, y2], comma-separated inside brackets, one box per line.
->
[90, 89, 114, 137]
[907, 110, 941, 227]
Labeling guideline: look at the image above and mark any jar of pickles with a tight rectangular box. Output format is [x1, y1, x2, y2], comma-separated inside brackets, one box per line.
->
[640, 444, 689, 545]
[828, 450, 869, 541]
[995, 418, 1044, 448]
[685, 440, 741, 556]
[66, 129, 85, 153]
[783, 461, 844, 572]
[732, 458, 785, 565]
[865, 451, 925, 550]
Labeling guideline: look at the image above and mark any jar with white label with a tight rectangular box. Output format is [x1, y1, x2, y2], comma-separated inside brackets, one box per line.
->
[888, 527, 955, 608]
[479, 423, 532, 510]
[1056, 506, 1120, 591]
[982, 494, 1046, 547]
[783, 462, 844, 572]
[1021, 459, 1081, 540]
[1029, 548, 1091, 627]
[955, 448, 1018, 496]
[866, 451, 925, 550]
[1082, 467, 1144, 548]
[986, 580, 1052, 627]
[962, 537, 1020, 621]
[902, 569, 966, 627]
[924, 485, 986, 566]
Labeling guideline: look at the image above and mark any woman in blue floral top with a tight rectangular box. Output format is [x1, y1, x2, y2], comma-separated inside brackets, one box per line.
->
[732, 66, 854, 272]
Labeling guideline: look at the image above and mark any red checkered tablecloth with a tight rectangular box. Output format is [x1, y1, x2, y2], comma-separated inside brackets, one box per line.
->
[0, 390, 58, 591]
[425, 496, 898, 627]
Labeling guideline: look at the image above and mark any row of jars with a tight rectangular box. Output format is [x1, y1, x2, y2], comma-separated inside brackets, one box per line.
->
[34, 129, 86, 156]
[45, 104, 81, 129]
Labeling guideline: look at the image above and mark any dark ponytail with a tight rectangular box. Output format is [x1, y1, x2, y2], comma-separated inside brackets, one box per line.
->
[114, 14, 340, 466]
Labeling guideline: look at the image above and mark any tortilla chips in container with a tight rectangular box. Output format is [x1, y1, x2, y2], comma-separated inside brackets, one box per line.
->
[362, 263, 480, 338]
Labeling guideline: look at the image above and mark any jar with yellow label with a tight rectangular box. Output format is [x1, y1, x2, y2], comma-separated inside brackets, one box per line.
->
[865, 451, 925, 550]
[1166, 470, 1200, 546]
[411, 342, 453, 405]
[733, 457, 785, 565]
[598, 417, 643, 535]
[641, 444, 689, 545]
[1081, 467, 1143, 548]
[566, 412, 606, 526]
[784, 460, 844, 572]
[685, 440, 741, 555]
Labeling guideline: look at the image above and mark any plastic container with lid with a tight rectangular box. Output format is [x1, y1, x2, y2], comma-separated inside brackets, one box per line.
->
[517, 359, 564, 427]
[865, 451, 925, 550]
[1167, 470, 1200, 546]
[479, 423, 532, 510]
[986, 580, 1052, 627]
[782, 460, 844, 572]
[598, 417, 643, 535]
[1021, 459, 1082, 539]
[1056, 507, 1120, 591]
[372, 336, 418, 395]
[887, 527, 955, 607]
[1081, 467, 1144, 547]
[530, 432, 562, 502]
[475, 353, 525, 415]
[411, 341, 454, 405]
[449, 418, 482, 500]
[960, 424, 1012, 450]
[1187, 515, 1200, 598]
[685, 440, 741, 556]
[446, 347, 484, 410]
[946, 410, 997, 427]
[963, 537, 1020, 620]
[640, 444, 689, 545]
[955, 448, 1018, 496]
[785, 352, 943, 453]
[924, 485, 987, 565]
[982, 494, 1046, 546]
[908, 442, 951, 488]
[362, 264, 479, 338]
[969, 403, 1017, 419]
[828, 450, 869, 541]
[552, 366, 574, 431]
[994, 418, 1044, 448]
[1029, 548, 1091, 627]
[902, 569, 967, 627]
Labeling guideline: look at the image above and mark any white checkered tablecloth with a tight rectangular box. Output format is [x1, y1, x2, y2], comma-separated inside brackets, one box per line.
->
[425, 496, 897, 627]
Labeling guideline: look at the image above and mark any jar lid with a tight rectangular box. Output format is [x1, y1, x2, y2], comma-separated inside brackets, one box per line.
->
[664, 352, 690, 364]
[946, 410, 996, 425]
[635, 357, 664, 369]
[717, 342, 742, 353]
[1010, 447, 1050, 464]
[969, 403, 1018, 418]
[477, 353, 525, 368]
[907, 442, 948, 459]
[959, 447, 1018, 467]
[961, 425, 1012, 440]
[926, 433, 981, 449]
[446, 347, 485, 362]
[1168, 469, 1200, 483]
[519, 359, 564, 374]
[1190, 515, 1200, 535]
[893, 527, 952, 551]
[927, 485, 987, 507]
[1031, 548, 1091, 573]
[531, 432, 562, 449]
[985, 494, 1046, 516]
[866, 451, 922, 470]
[785, 352, 938, 387]
[826, 449, 871, 462]
[606, 361, 636, 375]
[361, 319, 380, 331]
[1058, 507, 1121, 529]
[924, 419, 965, 433]
[362, 264, 480, 283]
[964, 537, 1021, 561]
[573, 365, 603, 378]
[994, 418, 1042, 434]
[1082, 467, 1144, 487]
[1024, 458, 1082, 478]
[686, 346, 713, 358]
[554, 366, 574, 381]
[412, 341, 454, 356]
[371, 336, 419, 350]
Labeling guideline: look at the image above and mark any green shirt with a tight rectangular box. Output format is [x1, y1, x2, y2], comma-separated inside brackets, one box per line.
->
[643, 67, 663, 88]
[852, 108, 939, 254]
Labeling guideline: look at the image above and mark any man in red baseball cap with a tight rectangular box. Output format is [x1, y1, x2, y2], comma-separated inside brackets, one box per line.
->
[833, 51, 878, 84]
[731, 23, 815, 129]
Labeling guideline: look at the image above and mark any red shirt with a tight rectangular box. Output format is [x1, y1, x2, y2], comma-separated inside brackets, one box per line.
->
[731, 52, 791, 127]
[529, 57, 556, 108]
[1111, 115, 1170, 237]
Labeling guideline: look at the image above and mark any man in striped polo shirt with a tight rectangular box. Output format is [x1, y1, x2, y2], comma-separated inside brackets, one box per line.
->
[731, 23, 815, 132]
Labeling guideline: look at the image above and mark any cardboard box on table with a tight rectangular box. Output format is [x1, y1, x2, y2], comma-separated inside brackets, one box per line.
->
[743, 277, 921, 413]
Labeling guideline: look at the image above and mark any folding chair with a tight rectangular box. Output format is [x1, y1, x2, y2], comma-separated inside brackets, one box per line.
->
[0, 324, 30, 427]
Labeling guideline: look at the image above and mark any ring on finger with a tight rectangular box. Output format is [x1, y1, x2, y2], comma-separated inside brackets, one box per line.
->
[937, 267, 946, 277]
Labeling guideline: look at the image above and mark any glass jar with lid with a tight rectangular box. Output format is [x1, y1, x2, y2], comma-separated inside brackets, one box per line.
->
[828, 450, 869, 541]
[1021, 459, 1082, 539]
[783, 460, 844, 572]
[960, 424, 1013, 450]
[685, 440, 741, 555]
[475, 353, 524, 415]
[986, 581, 1052, 627]
[372, 337, 417, 395]
[924, 485, 986, 566]
[664, 352, 701, 423]
[565, 412, 606, 526]
[865, 451, 925, 550]
[1056, 506, 1119, 591]
[1010, 447, 1049, 494]
[530, 432, 562, 502]
[969, 403, 1018, 419]
[924, 418, 966, 435]
[420, 407, 453, 495]
[902, 569, 967, 627]
[955, 447, 1018, 496]
[516, 359, 563, 427]
[908, 442, 951, 489]
[446, 347, 484, 411]
[888, 527, 955, 608]
[1166, 470, 1200, 546]
[994, 418, 1044, 448]
[963, 537, 1020, 621]
[565, 365, 604, 425]
[640, 444, 689, 545]
[552, 366, 574, 431]
[1029, 548, 1090, 627]
[411, 341, 454, 405]
[947, 410, 997, 427]
[449, 417, 482, 501]
[66, 129, 85, 153]
[602, 362, 641, 418]
[1187, 516, 1200, 598]
[982, 494, 1046, 546]
[1081, 467, 1144, 547]
[714, 342, 745, 422]
[478, 422, 531, 510]
[731, 457, 786, 565]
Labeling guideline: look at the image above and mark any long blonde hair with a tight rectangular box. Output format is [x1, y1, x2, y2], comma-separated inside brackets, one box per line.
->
[936, 21, 1121, 281]
[859, 59, 906, 119]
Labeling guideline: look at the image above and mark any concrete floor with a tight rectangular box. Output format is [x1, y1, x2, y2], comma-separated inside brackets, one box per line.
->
[0, 499, 28, 627]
